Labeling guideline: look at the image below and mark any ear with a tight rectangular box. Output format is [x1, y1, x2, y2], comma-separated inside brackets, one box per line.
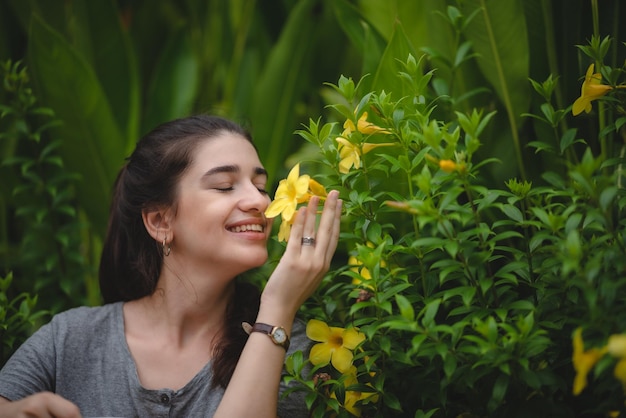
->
[142, 208, 173, 244]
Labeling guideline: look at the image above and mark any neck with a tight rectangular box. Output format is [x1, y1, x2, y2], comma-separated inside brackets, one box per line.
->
[135, 270, 236, 348]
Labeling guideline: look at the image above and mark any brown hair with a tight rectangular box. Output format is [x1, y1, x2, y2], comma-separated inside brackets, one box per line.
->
[99, 114, 260, 388]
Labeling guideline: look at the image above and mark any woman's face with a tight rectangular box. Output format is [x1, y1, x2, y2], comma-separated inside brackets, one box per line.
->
[169, 133, 272, 276]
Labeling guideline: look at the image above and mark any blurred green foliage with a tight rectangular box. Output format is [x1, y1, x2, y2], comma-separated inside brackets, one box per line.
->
[0, 60, 89, 361]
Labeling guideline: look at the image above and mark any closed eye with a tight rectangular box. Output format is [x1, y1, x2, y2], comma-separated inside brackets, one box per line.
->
[215, 187, 234, 192]
[214, 186, 267, 194]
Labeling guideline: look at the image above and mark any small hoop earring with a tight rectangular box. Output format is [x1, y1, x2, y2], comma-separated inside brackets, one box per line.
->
[162, 238, 171, 256]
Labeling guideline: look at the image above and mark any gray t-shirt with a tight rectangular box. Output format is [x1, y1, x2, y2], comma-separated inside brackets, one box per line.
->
[0, 302, 311, 417]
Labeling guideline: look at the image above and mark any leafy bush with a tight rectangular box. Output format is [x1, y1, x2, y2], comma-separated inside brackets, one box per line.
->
[0, 272, 47, 367]
[276, 38, 626, 417]
[0, 60, 94, 318]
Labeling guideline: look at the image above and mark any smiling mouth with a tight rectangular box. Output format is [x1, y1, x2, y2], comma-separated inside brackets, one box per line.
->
[227, 224, 264, 233]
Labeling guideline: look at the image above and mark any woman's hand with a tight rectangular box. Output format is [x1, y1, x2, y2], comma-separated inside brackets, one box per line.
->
[260, 190, 342, 321]
[0, 393, 82, 418]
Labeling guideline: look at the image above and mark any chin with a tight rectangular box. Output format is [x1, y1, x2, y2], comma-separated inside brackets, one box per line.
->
[238, 250, 268, 270]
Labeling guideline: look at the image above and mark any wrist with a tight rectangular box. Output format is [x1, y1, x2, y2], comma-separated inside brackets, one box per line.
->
[255, 303, 296, 335]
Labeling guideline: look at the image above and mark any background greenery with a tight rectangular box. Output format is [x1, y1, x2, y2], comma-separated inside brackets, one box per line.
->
[1, 0, 625, 416]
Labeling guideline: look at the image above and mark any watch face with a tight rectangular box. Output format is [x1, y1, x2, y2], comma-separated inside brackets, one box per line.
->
[272, 327, 287, 344]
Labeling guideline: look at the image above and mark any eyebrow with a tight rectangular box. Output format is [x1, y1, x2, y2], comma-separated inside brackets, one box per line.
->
[202, 165, 268, 178]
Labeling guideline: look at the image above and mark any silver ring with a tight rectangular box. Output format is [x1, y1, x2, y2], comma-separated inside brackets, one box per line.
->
[301, 236, 316, 246]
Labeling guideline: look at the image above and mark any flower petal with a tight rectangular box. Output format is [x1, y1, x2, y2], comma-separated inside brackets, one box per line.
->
[614, 358, 626, 387]
[572, 97, 589, 116]
[308, 178, 328, 197]
[342, 328, 366, 350]
[362, 142, 395, 154]
[277, 219, 291, 242]
[265, 199, 290, 219]
[608, 334, 626, 358]
[339, 156, 356, 174]
[336, 136, 352, 149]
[306, 319, 331, 342]
[309, 343, 333, 367]
[287, 163, 301, 183]
[573, 349, 604, 395]
[343, 118, 356, 135]
[281, 203, 297, 223]
[331, 346, 354, 373]
[294, 175, 311, 197]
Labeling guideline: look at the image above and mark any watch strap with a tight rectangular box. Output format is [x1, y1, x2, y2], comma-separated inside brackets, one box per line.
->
[242, 322, 290, 351]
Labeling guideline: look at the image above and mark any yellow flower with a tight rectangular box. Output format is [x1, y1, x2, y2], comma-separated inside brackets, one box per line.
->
[265, 163, 310, 221]
[335, 138, 395, 174]
[306, 319, 366, 373]
[344, 111, 390, 136]
[607, 334, 626, 393]
[335, 137, 362, 173]
[265, 164, 329, 242]
[608, 334, 626, 358]
[335, 111, 394, 174]
[307, 178, 328, 199]
[425, 154, 466, 174]
[439, 159, 457, 173]
[572, 327, 608, 395]
[349, 244, 386, 291]
[383, 200, 419, 215]
[349, 256, 374, 290]
[331, 366, 378, 417]
[572, 63, 613, 116]
[614, 358, 626, 393]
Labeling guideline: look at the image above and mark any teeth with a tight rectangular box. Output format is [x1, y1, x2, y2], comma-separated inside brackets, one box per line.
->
[230, 224, 264, 233]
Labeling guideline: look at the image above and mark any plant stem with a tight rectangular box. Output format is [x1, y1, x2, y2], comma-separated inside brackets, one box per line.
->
[404, 148, 428, 297]
[541, 0, 565, 114]
[591, 0, 608, 161]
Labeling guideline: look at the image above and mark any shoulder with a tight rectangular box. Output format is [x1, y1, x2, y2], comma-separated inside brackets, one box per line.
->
[49, 302, 121, 329]
[43, 302, 123, 345]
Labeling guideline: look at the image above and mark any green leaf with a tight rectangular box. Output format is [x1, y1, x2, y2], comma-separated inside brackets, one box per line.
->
[599, 186, 617, 212]
[81, 0, 140, 147]
[330, 0, 387, 80]
[142, 27, 199, 134]
[395, 293, 415, 321]
[371, 22, 417, 96]
[28, 17, 126, 238]
[421, 299, 441, 327]
[249, 0, 317, 186]
[443, 353, 457, 378]
[499, 203, 524, 223]
[489, 374, 509, 412]
[460, 0, 530, 177]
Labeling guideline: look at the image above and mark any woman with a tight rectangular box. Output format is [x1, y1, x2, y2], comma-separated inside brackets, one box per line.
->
[0, 115, 342, 417]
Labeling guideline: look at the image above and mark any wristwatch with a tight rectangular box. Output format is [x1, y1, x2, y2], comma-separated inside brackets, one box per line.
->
[246, 322, 290, 351]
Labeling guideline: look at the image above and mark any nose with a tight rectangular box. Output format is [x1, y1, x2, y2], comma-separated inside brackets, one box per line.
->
[239, 182, 270, 213]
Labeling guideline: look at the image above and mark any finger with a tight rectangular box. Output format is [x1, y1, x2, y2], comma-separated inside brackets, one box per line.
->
[312, 190, 340, 254]
[300, 195, 320, 250]
[324, 198, 342, 261]
[19, 392, 82, 418]
[284, 206, 307, 255]
[47, 399, 82, 418]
